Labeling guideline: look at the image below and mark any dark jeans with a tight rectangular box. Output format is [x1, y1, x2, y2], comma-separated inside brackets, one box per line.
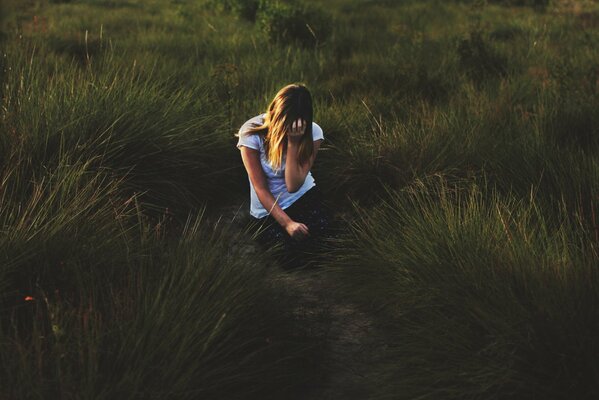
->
[248, 185, 334, 269]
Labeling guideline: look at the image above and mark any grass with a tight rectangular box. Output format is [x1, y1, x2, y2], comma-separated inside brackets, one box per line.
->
[1, 0, 599, 397]
[0, 168, 325, 398]
[1, 40, 243, 215]
[323, 177, 599, 399]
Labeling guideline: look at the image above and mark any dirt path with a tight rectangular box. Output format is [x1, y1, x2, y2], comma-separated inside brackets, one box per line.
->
[273, 268, 384, 399]
[225, 204, 385, 399]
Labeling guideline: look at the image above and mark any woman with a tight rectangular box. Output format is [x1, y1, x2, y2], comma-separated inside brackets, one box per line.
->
[236, 83, 332, 268]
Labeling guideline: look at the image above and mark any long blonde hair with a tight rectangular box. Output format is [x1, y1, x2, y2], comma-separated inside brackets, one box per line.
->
[239, 83, 314, 174]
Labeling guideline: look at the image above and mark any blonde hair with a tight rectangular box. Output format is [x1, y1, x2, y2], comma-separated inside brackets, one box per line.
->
[238, 83, 314, 174]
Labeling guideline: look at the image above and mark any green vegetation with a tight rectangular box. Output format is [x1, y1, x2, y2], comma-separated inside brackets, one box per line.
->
[325, 177, 599, 399]
[207, 0, 333, 47]
[1, 0, 598, 398]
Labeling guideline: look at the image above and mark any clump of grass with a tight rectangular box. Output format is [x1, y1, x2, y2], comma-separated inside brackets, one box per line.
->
[205, 0, 261, 21]
[0, 175, 326, 399]
[457, 29, 508, 82]
[231, 0, 261, 21]
[489, 24, 527, 41]
[317, 101, 487, 207]
[205, 0, 333, 46]
[48, 31, 104, 65]
[95, 215, 326, 399]
[0, 158, 136, 306]
[1, 41, 241, 214]
[318, 71, 599, 213]
[489, 0, 550, 10]
[0, 157, 138, 398]
[324, 177, 599, 399]
[257, 1, 333, 47]
[542, 90, 599, 151]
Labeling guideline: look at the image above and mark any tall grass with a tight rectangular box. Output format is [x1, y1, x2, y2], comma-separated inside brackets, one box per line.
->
[324, 177, 599, 399]
[0, 158, 136, 398]
[1, 39, 243, 215]
[93, 215, 325, 400]
[0, 5, 328, 395]
[0, 164, 325, 398]
[2, 0, 599, 397]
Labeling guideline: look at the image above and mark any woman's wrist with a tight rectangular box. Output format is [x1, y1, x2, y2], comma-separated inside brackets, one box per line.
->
[269, 204, 292, 228]
[287, 135, 302, 144]
[279, 215, 292, 229]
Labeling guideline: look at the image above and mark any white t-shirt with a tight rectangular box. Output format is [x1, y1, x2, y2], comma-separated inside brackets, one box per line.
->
[236, 113, 325, 219]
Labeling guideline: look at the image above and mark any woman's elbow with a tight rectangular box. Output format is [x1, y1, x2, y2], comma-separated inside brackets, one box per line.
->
[286, 180, 304, 193]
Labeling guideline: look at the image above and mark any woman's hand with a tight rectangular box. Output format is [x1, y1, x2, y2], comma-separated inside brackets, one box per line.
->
[287, 118, 306, 140]
[285, 220, 310, 240]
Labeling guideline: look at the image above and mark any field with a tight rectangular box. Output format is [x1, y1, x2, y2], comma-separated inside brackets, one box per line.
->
[1, 0, 599, 398]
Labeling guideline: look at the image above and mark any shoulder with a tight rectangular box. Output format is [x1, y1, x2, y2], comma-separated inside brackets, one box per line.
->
[311, 121, 324, 141]
[236, 114, 266, 151]
[239, 113, 266, 135]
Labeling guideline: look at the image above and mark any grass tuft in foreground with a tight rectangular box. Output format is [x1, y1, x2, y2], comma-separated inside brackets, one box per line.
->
[324, 177, 599, 400]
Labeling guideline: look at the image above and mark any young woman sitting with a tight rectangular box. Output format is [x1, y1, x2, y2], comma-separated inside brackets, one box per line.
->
[236, 83, 333, 268]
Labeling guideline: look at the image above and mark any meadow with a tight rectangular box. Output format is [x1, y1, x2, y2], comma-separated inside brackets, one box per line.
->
[1, 0, 598, 398]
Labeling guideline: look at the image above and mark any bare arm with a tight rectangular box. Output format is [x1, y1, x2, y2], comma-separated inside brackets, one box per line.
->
[239, 146, 309, 239]
[285, 119, 323, 193]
